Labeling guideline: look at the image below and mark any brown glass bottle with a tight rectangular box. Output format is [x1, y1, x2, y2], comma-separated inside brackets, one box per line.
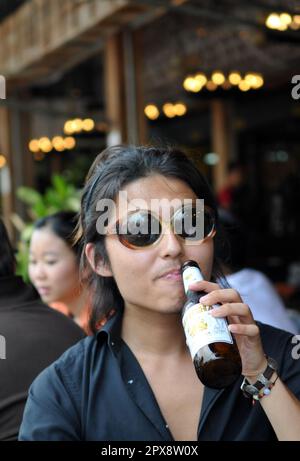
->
[181, 260, 242, 389]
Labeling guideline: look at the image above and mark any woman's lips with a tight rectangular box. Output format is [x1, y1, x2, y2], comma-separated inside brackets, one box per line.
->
[159, 270, 182, 281]
[37, 287, 51, 296]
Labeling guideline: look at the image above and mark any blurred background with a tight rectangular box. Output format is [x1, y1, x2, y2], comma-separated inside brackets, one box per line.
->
[0, 0, 300, 307]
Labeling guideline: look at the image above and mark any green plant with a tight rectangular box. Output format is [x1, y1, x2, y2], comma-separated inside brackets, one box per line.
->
[14, 174, 81, 281]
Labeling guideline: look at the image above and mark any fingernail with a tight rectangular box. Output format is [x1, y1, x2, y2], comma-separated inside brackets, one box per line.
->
[188, 283, 197, 289]
[200, 296, 209, 303]
[190, 280, 204, 287]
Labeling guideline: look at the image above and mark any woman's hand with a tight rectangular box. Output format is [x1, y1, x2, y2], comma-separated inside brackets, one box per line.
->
[188, 280, 267, 380]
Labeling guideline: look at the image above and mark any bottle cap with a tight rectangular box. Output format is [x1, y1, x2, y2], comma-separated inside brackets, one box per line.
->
[181, 260, 199, 273]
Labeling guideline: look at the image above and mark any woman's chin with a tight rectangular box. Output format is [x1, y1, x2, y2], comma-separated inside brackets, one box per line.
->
[160, 298, 186, 315]
[39, 292, 56, 304]
[41, 295, 52, 304]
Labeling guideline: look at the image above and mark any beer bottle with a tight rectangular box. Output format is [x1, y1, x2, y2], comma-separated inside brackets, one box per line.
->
[181, 260, 242, 389]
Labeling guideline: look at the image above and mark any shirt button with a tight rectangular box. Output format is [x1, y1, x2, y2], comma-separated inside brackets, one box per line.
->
[127, 379, 134, 384]
[165, 424, 169, 429]
[111, 342, 115, 346]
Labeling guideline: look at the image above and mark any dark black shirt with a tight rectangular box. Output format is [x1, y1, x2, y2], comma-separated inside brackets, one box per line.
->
[0, 276, 85, 441]
[19, 308, 300, 441]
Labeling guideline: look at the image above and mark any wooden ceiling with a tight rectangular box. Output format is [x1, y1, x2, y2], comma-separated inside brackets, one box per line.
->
[140, 0, 300, 103]
[1, 0, 299, 105]
[0, 0, 28, 23]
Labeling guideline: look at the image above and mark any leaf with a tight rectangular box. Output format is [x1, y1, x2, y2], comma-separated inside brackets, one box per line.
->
[15, 240, 30, 283]
[32, 201, 48, 218]
[52, 174, 68, 198]
[44, 189, 61, 208]
[20, 223, 34, 243]
[65, 197, 80, 212]
[17, 187, 43, 206]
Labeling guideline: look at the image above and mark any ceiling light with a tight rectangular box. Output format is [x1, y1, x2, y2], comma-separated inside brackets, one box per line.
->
[144, 104, 160, 120]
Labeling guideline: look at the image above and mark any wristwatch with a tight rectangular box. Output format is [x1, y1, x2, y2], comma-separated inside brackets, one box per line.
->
[241, 356, 278, 400]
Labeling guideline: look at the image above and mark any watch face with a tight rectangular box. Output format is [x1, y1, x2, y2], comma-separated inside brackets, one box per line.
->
[244, 384, 259, 396]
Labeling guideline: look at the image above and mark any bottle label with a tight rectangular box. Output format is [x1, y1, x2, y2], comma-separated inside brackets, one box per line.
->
[182, 266, 204, 293]
[182, 303, 233, 360]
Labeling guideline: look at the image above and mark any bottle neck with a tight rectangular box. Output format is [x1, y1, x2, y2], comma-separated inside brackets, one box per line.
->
[182, 264, 204, 294]
[185, 289, 204, 303]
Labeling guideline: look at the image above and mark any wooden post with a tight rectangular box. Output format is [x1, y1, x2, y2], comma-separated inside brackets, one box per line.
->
[9, 96, 36, 220]
[123, 29, 138, 144]
[0, 106, 14, 237]
[104, 29, 147, 146]
[104, 34, 127, 145]
[210, 99, 234, 192]
[22, 110, 34, 190]
[133, 29, 147, 145]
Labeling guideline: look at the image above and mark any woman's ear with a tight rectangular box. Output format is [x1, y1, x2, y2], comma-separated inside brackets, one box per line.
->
[85, 243, 113, 277]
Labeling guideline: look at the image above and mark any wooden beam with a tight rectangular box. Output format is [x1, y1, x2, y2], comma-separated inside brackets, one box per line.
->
[0, 0, 150, 86]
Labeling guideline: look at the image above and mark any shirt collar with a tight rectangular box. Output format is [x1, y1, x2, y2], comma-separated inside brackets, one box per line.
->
[96, 307, 123, 350]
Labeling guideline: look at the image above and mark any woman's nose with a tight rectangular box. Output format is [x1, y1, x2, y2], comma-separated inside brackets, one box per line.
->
[159, 228, 183, 258]
[34, 263, 47, 280]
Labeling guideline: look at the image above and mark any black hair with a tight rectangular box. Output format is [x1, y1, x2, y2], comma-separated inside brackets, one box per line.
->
[33, 211, 80, 261]
[76, 145, 226, 334]
[215, 209, 247, 271]
[0, 218, 16, 277]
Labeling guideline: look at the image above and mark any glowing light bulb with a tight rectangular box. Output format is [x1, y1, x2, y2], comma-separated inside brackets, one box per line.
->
[173, 103, 187, 116]
[82, 118, 95, 131]
[39, 137, 52, 153]
[228, 72, 242, 85]
[211, 71, 225, 85]
[144, 105, 160, 120]
[265, 13, 281, 30]
[29, 139, 40, 153]
[238, 80, 251, 92]
[162, 103, 176, 118]
[63, 137, 76, 150]
[0, 154, 7, 168]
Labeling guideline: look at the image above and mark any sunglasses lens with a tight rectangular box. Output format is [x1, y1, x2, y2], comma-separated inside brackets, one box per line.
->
[173, 206, 197, 239]
[174, 206, 215, 240]
[118, 211, 161, 248]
